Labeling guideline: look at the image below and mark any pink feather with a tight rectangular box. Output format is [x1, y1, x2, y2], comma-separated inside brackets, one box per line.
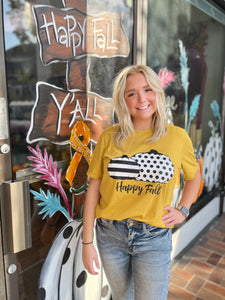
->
[28, 145, 72, 219]
[158, 67, 177, 89]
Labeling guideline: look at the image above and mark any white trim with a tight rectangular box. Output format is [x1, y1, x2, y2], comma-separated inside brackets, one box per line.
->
[135, 0, 148, 65]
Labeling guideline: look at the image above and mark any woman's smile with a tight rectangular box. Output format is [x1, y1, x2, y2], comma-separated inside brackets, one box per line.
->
[137, 104, 151, 110]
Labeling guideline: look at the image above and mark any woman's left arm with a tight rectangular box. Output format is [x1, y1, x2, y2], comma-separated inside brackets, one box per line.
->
[162, 169, 201, 227]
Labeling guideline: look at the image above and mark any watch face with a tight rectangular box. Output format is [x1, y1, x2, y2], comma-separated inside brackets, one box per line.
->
[181, 206, 189, 216]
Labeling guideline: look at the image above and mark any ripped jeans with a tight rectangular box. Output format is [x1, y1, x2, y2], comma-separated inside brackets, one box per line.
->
[96, 218, 172, 300]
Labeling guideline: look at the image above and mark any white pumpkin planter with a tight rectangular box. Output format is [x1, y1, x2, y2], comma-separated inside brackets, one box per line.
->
[202, 133, 222, 192]
[37, 220, 111, 300]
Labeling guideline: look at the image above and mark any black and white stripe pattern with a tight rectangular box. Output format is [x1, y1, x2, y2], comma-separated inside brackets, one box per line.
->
[108, 155, 140, 180]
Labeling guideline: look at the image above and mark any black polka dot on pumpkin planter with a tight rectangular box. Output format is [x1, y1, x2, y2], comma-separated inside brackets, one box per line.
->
[63, 226, 73, 239]
[76, 270, 88, 288]
[62, 247, 71, 264]
[37, 287, 46, 300]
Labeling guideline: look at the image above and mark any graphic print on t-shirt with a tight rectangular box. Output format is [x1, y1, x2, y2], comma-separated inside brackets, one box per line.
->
[108, 149, 174, 183]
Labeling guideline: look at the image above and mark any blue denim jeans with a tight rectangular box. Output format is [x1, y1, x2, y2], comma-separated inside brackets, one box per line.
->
[96, 218, 172, 300]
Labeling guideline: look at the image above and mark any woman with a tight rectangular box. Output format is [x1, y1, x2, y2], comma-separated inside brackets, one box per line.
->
[82, 65, 201, 300]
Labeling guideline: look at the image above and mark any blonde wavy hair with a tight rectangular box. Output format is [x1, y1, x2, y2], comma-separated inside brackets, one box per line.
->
[113, 64, 167, 148]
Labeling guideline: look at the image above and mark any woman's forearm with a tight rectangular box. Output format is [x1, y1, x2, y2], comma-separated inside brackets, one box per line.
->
[178, 169, 201, 209]
[162, 169, 201, 226]
[82, 178, 101, 243]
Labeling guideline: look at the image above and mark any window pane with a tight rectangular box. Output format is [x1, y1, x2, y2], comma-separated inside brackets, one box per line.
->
[147, 0, 225, 197]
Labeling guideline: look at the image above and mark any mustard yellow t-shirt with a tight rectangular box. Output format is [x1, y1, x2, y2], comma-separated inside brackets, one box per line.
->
[87, 124, 199, 228]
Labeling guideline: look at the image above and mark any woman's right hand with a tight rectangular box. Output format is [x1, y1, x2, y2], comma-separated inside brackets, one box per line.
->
[82, 243, 100, 275]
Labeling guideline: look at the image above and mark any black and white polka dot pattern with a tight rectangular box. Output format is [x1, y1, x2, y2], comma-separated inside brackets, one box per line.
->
[202, 134, 222, 192]
[133, 150, 174, 183]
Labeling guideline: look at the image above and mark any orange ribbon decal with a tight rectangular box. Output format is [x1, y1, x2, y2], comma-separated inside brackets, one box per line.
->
[66, 121, 92, 186]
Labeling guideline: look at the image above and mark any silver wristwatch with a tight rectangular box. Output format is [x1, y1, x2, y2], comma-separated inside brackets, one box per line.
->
[176, 205, 189, 217]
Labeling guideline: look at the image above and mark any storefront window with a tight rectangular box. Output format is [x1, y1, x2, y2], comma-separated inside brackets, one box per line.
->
[4, 0, 134, 177]
[2, 1, 134, 298]
[3, 0, 134, 204]
[147, 0, 225, 204]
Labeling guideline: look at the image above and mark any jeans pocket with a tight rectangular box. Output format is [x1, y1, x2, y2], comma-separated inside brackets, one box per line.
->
[96, 218, 112, 229]
[143, 224, 172, 251]
[143, 224, 170, 238]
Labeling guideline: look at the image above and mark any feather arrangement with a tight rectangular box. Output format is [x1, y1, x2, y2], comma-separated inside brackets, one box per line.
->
[30, 188, 71, 221]
[187, 94, 201, 134]
[178, 40, 190, 131]
[28, 145, 73, 219]
[158, 67, 177, 89]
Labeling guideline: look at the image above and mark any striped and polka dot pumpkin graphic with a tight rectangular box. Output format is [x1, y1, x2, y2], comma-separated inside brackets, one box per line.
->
[108, 150, 174, 183]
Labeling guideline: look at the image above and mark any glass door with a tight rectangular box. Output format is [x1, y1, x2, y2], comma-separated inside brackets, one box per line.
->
[0, 0, 134, 299]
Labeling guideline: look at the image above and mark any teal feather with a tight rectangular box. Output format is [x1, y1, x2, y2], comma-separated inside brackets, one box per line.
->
[30, 188, 71, 221]
[190, 94, 200, 120]
[187, 94, 201, 133]
[211, 100, 220, 118]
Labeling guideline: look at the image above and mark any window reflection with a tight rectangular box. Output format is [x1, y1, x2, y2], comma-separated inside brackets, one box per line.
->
[147, 0, 225, 196]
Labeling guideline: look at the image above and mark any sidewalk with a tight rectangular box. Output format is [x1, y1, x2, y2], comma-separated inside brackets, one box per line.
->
[168, 213, 225, 299]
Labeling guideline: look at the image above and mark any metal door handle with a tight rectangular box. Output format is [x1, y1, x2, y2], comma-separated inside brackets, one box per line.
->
[2, 180, 32, 253]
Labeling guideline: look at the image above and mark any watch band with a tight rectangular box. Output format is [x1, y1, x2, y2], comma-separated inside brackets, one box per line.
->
[176, 205, 189, 217]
